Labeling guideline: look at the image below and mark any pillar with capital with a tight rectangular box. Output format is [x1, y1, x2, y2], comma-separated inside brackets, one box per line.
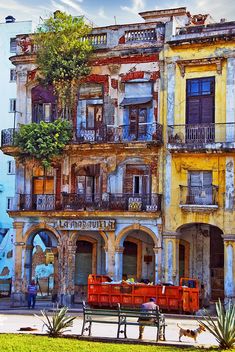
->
[11, 221, 25, 306]
[224, 235, 235, 303]
[163, 233, 179, 285]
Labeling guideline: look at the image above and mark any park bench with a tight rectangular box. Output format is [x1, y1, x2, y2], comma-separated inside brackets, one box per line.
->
[81, 302, 166, 341]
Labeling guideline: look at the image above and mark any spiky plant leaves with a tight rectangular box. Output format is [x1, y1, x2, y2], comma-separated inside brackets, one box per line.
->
[198, 299, 235, 349]
[35, 306, 76, 337]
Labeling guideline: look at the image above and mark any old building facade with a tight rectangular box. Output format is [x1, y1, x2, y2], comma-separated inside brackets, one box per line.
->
[1, 7, 235, 306]
[162, 11, 235, 304]
[1, 9, 171, 306]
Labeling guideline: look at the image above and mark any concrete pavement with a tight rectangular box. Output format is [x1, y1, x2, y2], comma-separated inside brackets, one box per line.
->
[0, 309, 218, 348]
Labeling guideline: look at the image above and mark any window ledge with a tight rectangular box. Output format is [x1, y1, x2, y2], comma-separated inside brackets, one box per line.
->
[180, 204, 218, 213]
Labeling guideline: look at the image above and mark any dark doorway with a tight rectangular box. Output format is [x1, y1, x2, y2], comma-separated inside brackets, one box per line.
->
[123, 241, 137, 280]
[210, 226, 224, 301]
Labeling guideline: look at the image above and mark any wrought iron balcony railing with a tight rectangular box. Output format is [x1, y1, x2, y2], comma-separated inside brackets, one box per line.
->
[1, 128, 18, 147]
[1, 123, 162, 148]
[16, 193, 162, 212]
[168, 123, 235, 147]
[75, 123, 162, 144]
[179, 185, 218, 206]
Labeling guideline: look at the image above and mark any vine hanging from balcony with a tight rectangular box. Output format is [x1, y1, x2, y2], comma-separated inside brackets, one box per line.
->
[15, 118, 72, 169]
[34, 11, 93, 120]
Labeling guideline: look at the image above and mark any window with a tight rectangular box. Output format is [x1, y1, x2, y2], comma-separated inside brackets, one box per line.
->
[186, 77, 215, 143]
[6, 197, 13, 210]
[10, 69, 16, 82]
[186, 77, 215, 125]
[86, 105, 103, 129]
[124, 164, 150, 195]
[32, 85, 57, 123]
[10, 38, 17, 53]
[9, 98, 16, 112]
[7, 160, 15, 174]
[129, 106, 147, 139]
[188, 171, 212, 205]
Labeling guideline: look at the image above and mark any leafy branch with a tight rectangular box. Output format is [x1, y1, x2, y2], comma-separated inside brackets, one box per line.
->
[15, 118, 72, 169]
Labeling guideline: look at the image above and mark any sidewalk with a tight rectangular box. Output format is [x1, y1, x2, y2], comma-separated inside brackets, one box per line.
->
[0, 303, 218, 349]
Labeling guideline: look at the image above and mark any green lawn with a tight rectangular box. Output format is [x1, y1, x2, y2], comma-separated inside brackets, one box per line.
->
[0, 334, 231, 352]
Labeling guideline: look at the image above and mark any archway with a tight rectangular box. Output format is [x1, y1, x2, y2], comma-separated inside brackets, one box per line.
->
[25, 230, 58, 298]
[74, 234, 105, 302]
[117, 227, 158, 283]
[177, 223, 224, 303]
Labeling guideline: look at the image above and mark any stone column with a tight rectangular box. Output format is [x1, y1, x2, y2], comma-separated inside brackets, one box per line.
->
[163, 234, 179, 285]
[224, 235, 235, 303]
[106, 231, 115, 278]
[11, 221, 25, 307]
[153, 247, 160, 284]
[64, 244, 77, 306]
[115, 247, 124, 281]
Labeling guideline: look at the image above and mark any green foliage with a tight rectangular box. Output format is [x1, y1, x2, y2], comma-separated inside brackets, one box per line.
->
[198, 299, 235, 349]
[35, 11, 93, 118]
[15, 118, 72, 168]
[36, 306, 76, 337]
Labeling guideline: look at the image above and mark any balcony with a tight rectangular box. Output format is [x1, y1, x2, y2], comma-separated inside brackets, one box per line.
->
[1, 123, 162, 149]
[125, 29, 156, 42]
[167, 123, 235, 152]
[179, 185, 218, 212]
[16, 193, 162, 212]
[1, 128, 18, 147]
[75, 123, 162, 144]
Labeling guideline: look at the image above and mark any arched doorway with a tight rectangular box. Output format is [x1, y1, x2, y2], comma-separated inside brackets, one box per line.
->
[177, 223, 224, 302]
[120, 230, 156, 283]
[74, 234, 105, 302]
[26, 230, 58, 298]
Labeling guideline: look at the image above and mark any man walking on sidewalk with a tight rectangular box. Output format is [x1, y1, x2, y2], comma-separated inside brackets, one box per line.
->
[27, 280, 37, 309]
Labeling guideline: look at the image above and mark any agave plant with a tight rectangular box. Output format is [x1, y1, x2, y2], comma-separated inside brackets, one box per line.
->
[36, 306, 76, 337]
[198, 299, 235, 349]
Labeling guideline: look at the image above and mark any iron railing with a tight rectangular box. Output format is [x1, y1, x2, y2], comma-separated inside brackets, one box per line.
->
[179, 185, 218, 206]
[1, 123, 162, 148]
[17, 193, 162, 212]
[1, 128, 18, 147]
[168, 123, 235, 146]
[75, 123, 162, 144]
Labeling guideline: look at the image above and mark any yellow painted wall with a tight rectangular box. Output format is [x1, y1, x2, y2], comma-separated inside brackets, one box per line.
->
[161, 41, 235, 236]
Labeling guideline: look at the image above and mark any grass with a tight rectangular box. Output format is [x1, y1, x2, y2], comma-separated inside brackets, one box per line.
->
[0, 334, 232, 352]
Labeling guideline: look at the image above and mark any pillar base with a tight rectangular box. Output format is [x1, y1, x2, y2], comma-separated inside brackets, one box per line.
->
[10, 292, 26, 307]
[59, 294, 73, 307]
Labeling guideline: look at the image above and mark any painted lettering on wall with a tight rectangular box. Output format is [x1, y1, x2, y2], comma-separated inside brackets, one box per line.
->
[57, 219, 115, 231]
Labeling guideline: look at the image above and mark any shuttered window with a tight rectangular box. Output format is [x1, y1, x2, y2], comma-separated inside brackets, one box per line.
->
[33, 177, 54, 194]
[188, 171, 212, 204]
[75, 241, 93, 285]
[186, 77, 215, 124]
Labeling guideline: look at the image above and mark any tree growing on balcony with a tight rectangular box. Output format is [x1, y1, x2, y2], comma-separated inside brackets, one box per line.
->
[35, 11, 93, 121]
[15, 118, 72, 192]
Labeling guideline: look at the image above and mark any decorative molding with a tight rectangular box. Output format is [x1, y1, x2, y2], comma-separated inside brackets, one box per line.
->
[177, 57, 224, 77]
[180, 204, 218, 213]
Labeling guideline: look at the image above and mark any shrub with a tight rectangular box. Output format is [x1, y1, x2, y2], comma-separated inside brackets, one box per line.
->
[36, 306, 76, 337]
[198, 299, 235, 349]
